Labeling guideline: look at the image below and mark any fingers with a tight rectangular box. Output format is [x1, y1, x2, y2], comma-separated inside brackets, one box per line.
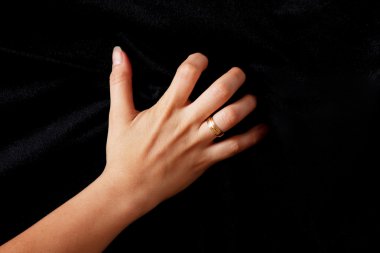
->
[160, 53, 208, 106]
[206, 124, 269, 162]
[109, 46, 137, 123]
[189, 67, 246, 121]
[198, 94, 257, 140]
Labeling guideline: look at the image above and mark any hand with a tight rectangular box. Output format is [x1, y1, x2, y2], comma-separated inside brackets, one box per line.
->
[0, 47, 269, 253]
[103, 47, 268, 212]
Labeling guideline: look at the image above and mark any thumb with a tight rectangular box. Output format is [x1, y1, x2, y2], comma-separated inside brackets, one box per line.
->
[109, 46, 136, 123]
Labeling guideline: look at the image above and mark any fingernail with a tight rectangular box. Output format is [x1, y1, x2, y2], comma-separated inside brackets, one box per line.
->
[112, 46, 123, 67]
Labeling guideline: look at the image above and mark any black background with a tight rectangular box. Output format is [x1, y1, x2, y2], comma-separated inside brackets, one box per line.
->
[1, 1, 379, 252]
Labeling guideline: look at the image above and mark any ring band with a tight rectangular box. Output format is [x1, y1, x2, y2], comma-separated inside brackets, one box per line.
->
[206, 116, 224, 137]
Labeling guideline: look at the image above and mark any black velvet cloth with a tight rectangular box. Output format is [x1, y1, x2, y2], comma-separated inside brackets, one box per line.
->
[1, 1, 379, 252]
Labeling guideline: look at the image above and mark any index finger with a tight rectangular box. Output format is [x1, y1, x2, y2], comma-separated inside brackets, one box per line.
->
[159, 53, 208, 107]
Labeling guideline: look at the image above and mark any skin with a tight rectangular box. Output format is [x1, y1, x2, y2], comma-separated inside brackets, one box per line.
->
[0, 47, 268, 253]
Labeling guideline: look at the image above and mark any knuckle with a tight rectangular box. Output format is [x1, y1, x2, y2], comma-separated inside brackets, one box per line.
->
[156, 101, 174, 120]
[213, 82, 231, 100]
[229, 139, 241, 155]
[181, 113, 195, 128]
[177, 62, 198, 78]
[109, 69, 128, 85]
[224, 107, 239, 126]
[194, 155, 210, 172]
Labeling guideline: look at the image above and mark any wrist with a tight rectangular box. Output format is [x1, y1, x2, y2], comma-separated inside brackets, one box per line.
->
[97, 166, 157, 224]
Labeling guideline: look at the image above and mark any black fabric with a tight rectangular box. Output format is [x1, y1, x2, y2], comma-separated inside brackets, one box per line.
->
[1, 1, 379, 252]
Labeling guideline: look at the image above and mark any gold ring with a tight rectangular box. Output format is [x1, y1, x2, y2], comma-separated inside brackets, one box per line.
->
[206, 116, 224, 137]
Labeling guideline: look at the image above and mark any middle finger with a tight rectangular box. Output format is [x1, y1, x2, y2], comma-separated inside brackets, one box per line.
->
[188, 67, 246, 121]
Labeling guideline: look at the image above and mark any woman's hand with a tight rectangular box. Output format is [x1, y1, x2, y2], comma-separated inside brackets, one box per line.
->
[103, 47, 268, 213]
[0, 47, 268, 253]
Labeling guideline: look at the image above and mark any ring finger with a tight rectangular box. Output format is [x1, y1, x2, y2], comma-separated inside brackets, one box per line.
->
[198, 94, 257, 140]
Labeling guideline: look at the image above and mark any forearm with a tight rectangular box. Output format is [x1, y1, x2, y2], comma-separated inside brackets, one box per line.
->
[0, 169, 149, 253]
